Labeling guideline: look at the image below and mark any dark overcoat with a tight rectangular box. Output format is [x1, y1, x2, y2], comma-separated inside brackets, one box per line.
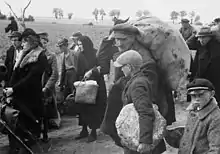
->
[9, 46, 47, 136]
[76, 36, 107, 129]
[187, 37, 220, 102]
[121, 62, 166, 154]
[4, 45, 15, 86]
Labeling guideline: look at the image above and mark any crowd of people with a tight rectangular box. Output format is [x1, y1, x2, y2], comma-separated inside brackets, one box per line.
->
[1, 16, 220, 154]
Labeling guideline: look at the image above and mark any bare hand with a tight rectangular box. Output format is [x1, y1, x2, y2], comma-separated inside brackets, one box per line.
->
[4, 87, 13, 97]
[137, 143, 153, 153]
[84, 70, 92, 79]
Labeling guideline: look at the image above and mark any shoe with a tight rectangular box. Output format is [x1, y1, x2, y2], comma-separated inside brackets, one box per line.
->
[75, 131, 88, 140]
[87, 130, 97, 143]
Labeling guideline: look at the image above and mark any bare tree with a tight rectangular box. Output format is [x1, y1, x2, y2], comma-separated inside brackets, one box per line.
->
[99, 8, 106, 21]
[143, 10, 151, 16]
[136, 10, 143, 18]
[92, 8, 99, 22]
[68, 13, 73, 20]
[189, 11, 196, 24]
[170, 11, 179, 24]
[53, 8, 59, 19]
[194, 15, 201, 23]
[5, 0, 31, 30]
[179, 10, 187, 19]
[109, 9, 121, 19]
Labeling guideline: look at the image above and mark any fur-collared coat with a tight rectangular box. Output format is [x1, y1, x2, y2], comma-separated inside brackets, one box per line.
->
[9, 46, 47, 136]
[179, 98, 220, 154]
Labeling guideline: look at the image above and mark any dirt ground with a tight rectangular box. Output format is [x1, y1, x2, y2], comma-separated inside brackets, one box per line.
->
[0, 102, 189, 154]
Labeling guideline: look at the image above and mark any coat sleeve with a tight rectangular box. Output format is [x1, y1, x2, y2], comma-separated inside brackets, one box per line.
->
[12, 52, 47, 94]
[186, 36, 199, 50]
[207, 118, 220, 154]
[96, 37, 118, 75]
[44, 54, 59, 90]
[131, 79, 155, 144]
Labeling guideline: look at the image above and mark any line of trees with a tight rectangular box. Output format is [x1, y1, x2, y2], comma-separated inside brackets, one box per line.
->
[170, 10, 201, 24]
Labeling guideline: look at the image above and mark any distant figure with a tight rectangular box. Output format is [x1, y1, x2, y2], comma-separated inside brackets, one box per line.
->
[69, 31, 83, 51]
[213, 17, 220, 25]
[5, 16, 18, 33]
[113, 17, 130, 25]
[179, 19, 197, 43]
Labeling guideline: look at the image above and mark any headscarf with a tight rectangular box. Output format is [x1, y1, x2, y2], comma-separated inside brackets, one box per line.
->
[78, 35, 97, 68]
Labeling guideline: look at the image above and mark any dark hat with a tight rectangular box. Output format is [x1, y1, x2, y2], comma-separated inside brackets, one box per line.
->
[8, 31, 22, 39]
[181, 18, 190, 23]
[70, 31, 82, 39]
[214, 18, 220, 23]
[56, 38, 68, 47]
[111, 23, 139, 39]
[187, 78, 215, 94]
[8, 16, 15, 20]
[196, 26, 214, 37]
[38, 32, 49, 42]
[21, 28, 38, 39]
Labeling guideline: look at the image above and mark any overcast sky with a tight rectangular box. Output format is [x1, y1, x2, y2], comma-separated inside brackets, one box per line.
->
[0, 0, 219, 23]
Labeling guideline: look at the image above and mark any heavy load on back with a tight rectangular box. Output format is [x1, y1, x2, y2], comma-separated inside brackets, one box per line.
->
[131, 16, 191, 90]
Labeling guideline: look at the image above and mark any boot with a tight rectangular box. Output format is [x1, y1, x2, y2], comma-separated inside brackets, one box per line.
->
[75, 125, 88, 140]
[87, 129, 97, 143]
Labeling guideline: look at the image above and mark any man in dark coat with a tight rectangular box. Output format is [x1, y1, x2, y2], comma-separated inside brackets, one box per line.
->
[187, 26, 220, 102]
[5, 16, 18, 33]
[4, 31, 22, 87]
[5, 28, 47, 152]
[100, 24, 176, 143]
[114, 50, 165, 154]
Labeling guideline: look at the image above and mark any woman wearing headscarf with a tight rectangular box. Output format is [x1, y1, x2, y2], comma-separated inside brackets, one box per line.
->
[4, 28, 48, 153]
[74, 35, 107, 142]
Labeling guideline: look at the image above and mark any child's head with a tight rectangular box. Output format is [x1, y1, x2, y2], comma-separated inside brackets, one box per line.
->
[186, 78, 215, 111]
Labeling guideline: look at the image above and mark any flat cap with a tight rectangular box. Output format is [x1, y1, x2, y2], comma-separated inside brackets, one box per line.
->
[8, 31, 22, 38]
[181, 18, 190, 23]
[111, 23, 139, 38]
[70, 31, 82, 39]
[114, 50, 143, 67]
[56, 38, 68, 47]
[38, 32, 49, 42]
[187, 78, 215, 94]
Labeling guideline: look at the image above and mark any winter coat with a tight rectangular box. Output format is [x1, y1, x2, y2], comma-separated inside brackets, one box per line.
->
[179, 98, 220, 154]
[9, 46, 47, 136]
[187, 37, 220, 102]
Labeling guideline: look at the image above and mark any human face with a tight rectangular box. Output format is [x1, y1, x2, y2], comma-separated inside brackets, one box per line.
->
[59, 44, 68, 54]
[11, 37, 21, 49]
[198, 36, 211, 46]
[121, 64, 131, 77]
[181, 22, 189, 29]
[188, 90, 214, 111]
[115, 35, 135, 52]
[77, 40, 83, 52]
[40, 38, 48, 49]
[21, 38, 31, 50]
[72, 37, 78, 44]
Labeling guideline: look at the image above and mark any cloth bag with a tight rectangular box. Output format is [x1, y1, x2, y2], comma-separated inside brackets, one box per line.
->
[74, 80, 99, 104]
[115, 103, 166, 151]
[132, 16, 191, 90]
